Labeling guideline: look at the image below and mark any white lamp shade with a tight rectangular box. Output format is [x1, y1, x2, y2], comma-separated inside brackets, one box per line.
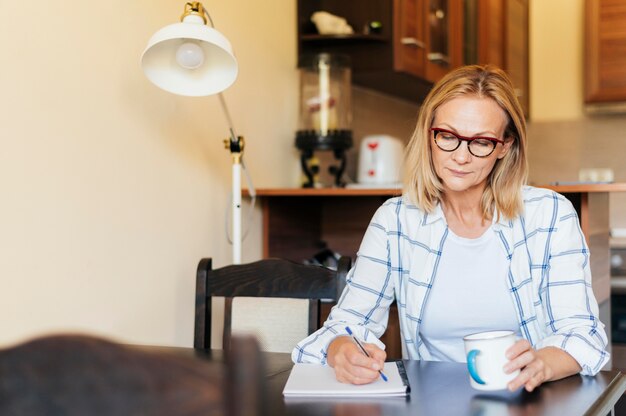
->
[141, 20, 238, 96]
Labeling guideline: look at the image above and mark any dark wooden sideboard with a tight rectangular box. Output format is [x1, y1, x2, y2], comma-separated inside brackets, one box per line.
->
[246, 184, 626, 359]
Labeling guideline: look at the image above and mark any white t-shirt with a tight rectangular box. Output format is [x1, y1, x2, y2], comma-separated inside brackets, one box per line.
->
[419, 225, 520, 362]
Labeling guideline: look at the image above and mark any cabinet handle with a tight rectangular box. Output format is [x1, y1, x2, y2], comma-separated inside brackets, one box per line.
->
[400, 37, 425, 48]
[427, 52, 450, 65]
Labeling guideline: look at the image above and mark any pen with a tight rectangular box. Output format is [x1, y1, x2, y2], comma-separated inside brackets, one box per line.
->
[345, 326, 388, 382]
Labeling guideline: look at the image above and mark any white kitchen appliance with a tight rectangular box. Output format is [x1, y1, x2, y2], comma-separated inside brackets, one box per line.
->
[356, 135, 404, 186]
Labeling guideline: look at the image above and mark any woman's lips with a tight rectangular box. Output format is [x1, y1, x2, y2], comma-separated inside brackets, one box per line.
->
[448, 168, 470, 177]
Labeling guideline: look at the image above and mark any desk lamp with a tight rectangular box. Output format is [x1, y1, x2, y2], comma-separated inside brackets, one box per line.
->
[141, 1, 247, 264]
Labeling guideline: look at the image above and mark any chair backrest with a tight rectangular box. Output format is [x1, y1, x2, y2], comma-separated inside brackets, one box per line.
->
[194, 257, 351, 352]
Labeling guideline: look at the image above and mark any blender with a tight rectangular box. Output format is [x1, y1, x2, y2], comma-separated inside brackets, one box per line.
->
[295, 53, 352, 187]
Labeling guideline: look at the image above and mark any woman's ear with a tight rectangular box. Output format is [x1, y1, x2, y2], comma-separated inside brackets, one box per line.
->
[497, 138, 514, 159]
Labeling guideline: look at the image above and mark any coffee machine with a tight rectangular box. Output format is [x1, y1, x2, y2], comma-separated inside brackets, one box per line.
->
[295, 53, 352, 187]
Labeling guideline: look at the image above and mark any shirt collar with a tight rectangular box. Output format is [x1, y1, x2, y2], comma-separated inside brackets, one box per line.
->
[422, 202, 445, 226]
[421, 201, 514, 228]
[492, 208, 514, 229]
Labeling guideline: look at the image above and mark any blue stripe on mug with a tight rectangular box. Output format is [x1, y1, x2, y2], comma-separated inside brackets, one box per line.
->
[467, 349, 486, 385]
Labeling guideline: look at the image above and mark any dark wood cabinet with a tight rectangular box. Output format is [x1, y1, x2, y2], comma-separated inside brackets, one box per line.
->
[469, 0, 529, 117]
[585, 0, 626, 108]
[297, 0, 438, 102]
[394, 0, 464, 84]
[297, 0, 529, 106]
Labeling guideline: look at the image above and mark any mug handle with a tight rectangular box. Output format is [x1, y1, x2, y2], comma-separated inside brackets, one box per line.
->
[467, 349, 486, 385]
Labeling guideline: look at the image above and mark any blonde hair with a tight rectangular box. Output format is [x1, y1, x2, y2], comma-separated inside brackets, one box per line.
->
[402, 65, 528, 221]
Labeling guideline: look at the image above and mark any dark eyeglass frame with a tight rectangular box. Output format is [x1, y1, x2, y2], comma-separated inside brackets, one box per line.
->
[430, 127, 505, 158]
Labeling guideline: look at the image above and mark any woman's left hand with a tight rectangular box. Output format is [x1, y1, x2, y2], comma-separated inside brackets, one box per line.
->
[504, 339, 553, 392]
[504, 340, 582, 392]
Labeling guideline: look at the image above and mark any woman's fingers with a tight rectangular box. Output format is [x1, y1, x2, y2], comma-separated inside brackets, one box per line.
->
[331, 340, 385, 384]
[504, 349, 534, 373]
[505, 339, 532, 360]
[364, 342, 387, 368]
[507, 356, 548, 392]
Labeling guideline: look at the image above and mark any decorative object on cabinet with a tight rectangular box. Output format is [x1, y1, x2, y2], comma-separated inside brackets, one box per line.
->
[141, 1, 254, 264]
[310, 11, 355, 35]
[296, 53, 353, 188]
[585, 0, 626, 113]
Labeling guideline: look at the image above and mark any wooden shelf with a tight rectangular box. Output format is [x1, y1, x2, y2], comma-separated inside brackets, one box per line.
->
[539, 183, 626, 193]
[246, 183, 626, 197]
[300, 33, 388, 43]
[245, 187, 400, 197]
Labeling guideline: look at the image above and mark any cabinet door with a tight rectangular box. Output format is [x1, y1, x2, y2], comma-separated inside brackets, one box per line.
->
[505, 0, 529, 116]
[394, 0, 463, 83]
[394, 0, 428, 78]
[424, 0, 464, 82]
[585, 0, 626, 104]
[473, 0, 528, 117]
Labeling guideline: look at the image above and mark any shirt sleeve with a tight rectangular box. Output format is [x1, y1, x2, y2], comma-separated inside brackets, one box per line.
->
[291, 203, 396, 364]
[534, 195, 610, 376]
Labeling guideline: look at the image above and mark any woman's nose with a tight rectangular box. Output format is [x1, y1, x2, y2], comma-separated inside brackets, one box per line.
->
[452, 140, 471, 163]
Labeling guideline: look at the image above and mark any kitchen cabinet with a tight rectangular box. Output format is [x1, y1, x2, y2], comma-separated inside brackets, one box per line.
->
[394, 0, 464, 84]
[584, 0, 626, 109]
[466, 0, 529, 117]
[297, 0, 434, 102]
[296, 0, 529, 105]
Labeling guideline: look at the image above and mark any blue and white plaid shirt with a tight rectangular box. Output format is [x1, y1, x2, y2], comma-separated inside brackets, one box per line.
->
[292, 186, 609, 376]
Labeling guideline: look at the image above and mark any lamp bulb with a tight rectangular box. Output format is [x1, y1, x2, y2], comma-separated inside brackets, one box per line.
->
[175, 42, 204, 69]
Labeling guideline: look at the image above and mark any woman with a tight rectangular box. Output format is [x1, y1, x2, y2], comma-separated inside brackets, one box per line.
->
[292, 65, 609, 392]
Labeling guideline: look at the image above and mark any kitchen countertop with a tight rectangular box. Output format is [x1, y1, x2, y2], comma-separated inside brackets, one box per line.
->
[245, 182, 626, 196]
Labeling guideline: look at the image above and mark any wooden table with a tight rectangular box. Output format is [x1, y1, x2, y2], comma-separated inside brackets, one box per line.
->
[151, 347, 626, 416]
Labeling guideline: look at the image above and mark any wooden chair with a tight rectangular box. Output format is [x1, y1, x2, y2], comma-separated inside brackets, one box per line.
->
[194, 257, 351, 352]
[0, 334, 267, 416]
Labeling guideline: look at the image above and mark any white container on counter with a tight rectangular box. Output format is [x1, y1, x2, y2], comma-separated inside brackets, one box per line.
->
[355, 135, 404, 186]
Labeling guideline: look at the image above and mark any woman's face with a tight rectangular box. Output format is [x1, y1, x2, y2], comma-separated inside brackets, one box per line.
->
[430, 95, 512, 196]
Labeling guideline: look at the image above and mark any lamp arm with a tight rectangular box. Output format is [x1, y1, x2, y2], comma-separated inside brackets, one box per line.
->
[218, 93, 239, 146]
[200, 4, 215, 27]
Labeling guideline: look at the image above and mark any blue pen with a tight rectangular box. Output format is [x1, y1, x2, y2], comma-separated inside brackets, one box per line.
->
[345, 326, 388, 382]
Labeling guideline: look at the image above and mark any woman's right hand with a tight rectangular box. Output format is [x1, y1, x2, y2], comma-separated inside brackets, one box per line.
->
[327, 336, 386, 385]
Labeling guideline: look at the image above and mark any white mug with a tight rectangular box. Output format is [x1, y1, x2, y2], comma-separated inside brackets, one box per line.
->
[463, 330, 520, 390]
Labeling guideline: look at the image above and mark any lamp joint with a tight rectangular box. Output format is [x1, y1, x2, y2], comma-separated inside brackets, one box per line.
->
[224, 135, 244, 161]
[181, 2, 208, 25]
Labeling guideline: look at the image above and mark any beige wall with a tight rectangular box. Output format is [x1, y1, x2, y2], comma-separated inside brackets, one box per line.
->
[527, 0, 626, 228]
[0, 1, 298, 347]
[529, 0, 584, 121]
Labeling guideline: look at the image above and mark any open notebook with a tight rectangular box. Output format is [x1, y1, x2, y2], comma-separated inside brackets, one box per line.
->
[283, 361, 410, 397]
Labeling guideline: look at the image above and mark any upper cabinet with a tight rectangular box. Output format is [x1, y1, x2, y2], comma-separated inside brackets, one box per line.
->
[297, 0, 434, 102]
[585, 0, 626, 111]
[297, 0, 529, 111]
[394, 0, 464, 84]
[469, 0, 529, 117]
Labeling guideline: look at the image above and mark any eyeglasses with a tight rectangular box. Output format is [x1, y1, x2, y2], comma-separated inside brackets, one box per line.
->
[430, 128, 505, 158]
